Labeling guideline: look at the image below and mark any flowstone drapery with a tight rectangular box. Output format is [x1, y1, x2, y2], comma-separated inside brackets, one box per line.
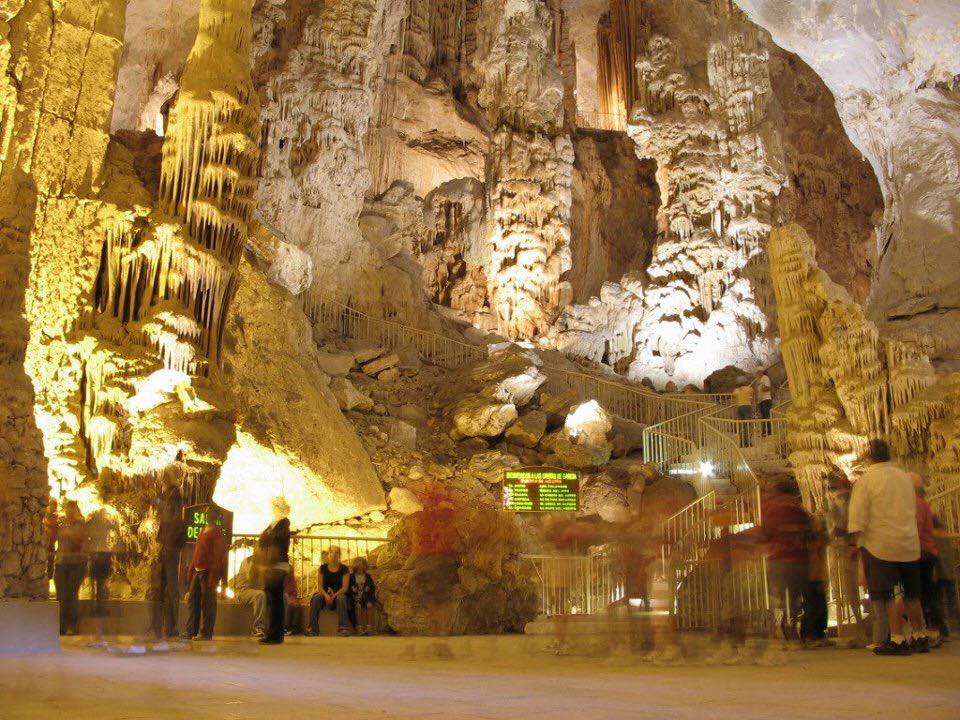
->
[770, 224, 958, 509]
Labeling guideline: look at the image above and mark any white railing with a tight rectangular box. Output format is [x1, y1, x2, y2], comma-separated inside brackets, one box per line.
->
[523, 546, 624, 617]
[227, 534, 388, 600]
[700, 415, 789, 461]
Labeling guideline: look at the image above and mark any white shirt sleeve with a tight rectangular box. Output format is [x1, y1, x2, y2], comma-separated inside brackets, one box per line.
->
[847, 478, 869, 534]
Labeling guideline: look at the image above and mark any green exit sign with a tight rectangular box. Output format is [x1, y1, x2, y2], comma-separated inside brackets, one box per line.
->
[503, 466, 580, 513]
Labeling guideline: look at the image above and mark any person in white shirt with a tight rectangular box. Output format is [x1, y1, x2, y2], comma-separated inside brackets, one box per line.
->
[847, 439, 925, 655]
[755, 370, 773, 436]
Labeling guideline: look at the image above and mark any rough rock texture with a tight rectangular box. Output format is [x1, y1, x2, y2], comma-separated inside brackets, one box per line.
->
[474, 0, 574, 340]
[374, 499, 538, 635]
[736, 0, 960, 359]
[770, 224, 957, 508]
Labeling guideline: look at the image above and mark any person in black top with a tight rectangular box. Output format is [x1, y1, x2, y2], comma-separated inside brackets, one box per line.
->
[306, 546, 351, 636]
[258, 497, 292, 645]
[348, 557, 377, 635]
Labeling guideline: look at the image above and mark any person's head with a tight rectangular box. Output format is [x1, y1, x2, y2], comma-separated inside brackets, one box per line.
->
[327, 546, 341, 565]
[352, 557, 368, 574]
[868, 438, 890, 464]
[63, 500, 82, 521]
[271, 496, 290, 521]
[205, 506, 221, 528]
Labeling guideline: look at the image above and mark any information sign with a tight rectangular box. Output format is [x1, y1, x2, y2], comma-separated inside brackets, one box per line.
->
[502, 467, 579, 512]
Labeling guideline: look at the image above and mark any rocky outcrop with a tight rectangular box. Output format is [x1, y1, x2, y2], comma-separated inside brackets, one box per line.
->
[735, 0, 960, 360]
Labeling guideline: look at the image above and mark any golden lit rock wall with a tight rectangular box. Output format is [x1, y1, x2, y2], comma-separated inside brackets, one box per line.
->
[0, 0, 125, 598]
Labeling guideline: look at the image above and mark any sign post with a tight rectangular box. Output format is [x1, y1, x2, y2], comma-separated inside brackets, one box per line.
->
[502, 466, 580, 513]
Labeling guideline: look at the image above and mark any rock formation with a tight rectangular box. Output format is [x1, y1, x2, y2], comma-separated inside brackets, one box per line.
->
[736, 0, 960, 361]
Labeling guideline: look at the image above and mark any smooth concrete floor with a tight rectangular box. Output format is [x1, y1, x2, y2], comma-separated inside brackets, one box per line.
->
[1, 635, 959, 720]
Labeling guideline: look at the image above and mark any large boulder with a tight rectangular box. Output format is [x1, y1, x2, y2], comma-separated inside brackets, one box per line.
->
[541, 430, 612, 469]
[504, 410, 547, 448]
[610, 415, 646, 458]
[330, 377, 374, 412]
[537, 388, 579, 429]
[579, 473, 631, 523]
[452, 395, 518, 438]
[471, 346, 546, 407]
[388, 487, 424, 515]
[564, 400, 613, 447]
[374, 503, 538, 635]
[467, 450, 521, 484]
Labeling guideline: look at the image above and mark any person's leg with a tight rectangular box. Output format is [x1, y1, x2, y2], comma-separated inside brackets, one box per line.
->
[264, 572, 285, 641]
[308, 593, 325, 634]
[67, 563, 85, 634]
[335, 594, 352, 632]
[760, 399, 772, 435]
[161, 549, 181, 638]
[54, 563, 68, 634]
[200, 576, 217, 638]
[185, 573, 202, 638]
[920, 558, 943, 642]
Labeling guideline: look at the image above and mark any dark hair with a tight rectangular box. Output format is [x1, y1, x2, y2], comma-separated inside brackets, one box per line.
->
[205, 506, 221, 525]
[868, 438, 890, 463]
[775, 478, 801, 496]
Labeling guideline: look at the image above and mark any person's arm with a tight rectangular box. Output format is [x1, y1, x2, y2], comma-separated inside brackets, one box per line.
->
[847, 478, 868, 544]
[334, 570, 349, 599]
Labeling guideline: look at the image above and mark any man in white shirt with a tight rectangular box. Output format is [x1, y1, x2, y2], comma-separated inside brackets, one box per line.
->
[755, 370, 773, 436]
[847, 439, 925, 655]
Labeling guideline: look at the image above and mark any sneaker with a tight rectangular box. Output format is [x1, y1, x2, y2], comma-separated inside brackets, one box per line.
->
[873, 640, 912, 656]
[252, 629, 265, 640]
[909, 636, 930, 654]
[337, 627, 351, 637]
[259, 637, 283, 645]
[149, 641, 170, 653]
[191, 634, 213, 642]
[303, 629, 317, 637]
[928, 635, 943, 649]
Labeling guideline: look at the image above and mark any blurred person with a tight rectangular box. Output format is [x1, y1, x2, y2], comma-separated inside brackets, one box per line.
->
[848, 439, 924, 655]
[85, 507, 119, 648]
[802, 513, 830, 646]
[912, 475, 943, 648]
[761, 478, 811, 645]
[824, 469, 866, 645]
[53, 501, 86, 636]
[284, 570, 303, 635]
[233, 554, 266, 639]
[348, 556, 377, 635]
[148, 484, 186, 646]
[933, 517, 958, 637]
[43, 497, 58, 581]
[732, 382, 754, 446]
[258, 497, 292, 644]
[755, 369, 773, 436]
[306, 545, 350, 636]
[184, 507, 226, 641]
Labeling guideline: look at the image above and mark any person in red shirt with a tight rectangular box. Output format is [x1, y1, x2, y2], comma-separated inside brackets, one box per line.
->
[912, 474, 943, 647]
[761, 478, 811, 642]
[184, 508, 227, 640]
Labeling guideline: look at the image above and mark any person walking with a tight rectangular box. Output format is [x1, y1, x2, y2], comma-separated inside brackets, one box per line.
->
[184, 508, 227, 641]
[53, 501, 87, 636]
[761, 478, 811, 646]
[848, 439, 925, 655]
[732, 382, 754, 446]
[148, 484, 186, 647]
[258, 497, 292, 645]
[755, 370, 773, 436]
[85, 507, 119, 647]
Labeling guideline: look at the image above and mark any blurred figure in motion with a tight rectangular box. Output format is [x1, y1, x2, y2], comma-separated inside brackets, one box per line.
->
[149, 483, 186, 648]
[933, 517, 958, 637]
[43, 497, 58, 582]
[802, 512, 831, 647]
[824, 469, 867, 646]
[54, 501, 86, 636]
[258, 497, 292, 645]
[184, 507, 226, 641]
[761, 478, 810, 652]
[913, 475, 944, 648]
[85, 506, 119, 648]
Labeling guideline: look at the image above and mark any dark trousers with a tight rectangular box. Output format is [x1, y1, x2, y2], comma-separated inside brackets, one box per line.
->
[309, 593, 351, 632]
[185, 570, 217, 638]
[939, 580, 958, 635]
[54, 562, 85, 634]
[89, 553, 112, 618]
[263, 569, 287, 642]
[802, 580, 828, 640]
[920, 556, 944, 633]
[759, 399, 773, 436]
[736, 405, 752, 446]
[149, 547, 181, 638]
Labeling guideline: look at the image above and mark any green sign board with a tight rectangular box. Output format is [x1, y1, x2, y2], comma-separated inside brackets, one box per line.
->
[502, 467, 580, 512]
[183, 503, 233, 543]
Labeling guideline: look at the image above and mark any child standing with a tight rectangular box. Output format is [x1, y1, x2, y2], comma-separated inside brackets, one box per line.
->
[348, 557, 377, 636]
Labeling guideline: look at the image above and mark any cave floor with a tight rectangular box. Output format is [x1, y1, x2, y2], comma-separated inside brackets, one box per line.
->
[2, 635, 959, 719]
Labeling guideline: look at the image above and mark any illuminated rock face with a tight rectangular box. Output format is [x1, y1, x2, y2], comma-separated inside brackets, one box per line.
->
[474, 0, 575, 340]
[735, 0, 960, 360]
[770, 224, 958, 509]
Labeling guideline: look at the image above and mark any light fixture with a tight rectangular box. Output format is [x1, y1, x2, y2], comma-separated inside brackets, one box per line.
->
[699, 461, 714, 478]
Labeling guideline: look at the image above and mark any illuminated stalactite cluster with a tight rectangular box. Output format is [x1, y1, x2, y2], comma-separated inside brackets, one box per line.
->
[554, 3, 783, 388]
[474, 0, 574, 340]
[596, 0, 647, 131]
[770, 223, 958, 509]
